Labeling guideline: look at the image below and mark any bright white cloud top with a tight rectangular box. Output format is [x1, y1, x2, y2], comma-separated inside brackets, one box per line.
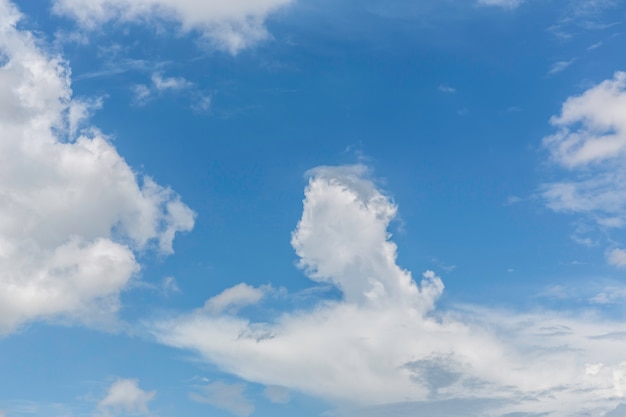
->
[0, 0, 194, 334]
[153, 166, 626, 416]
[544, 72, 626, 169]
[2, 0, 626, 416]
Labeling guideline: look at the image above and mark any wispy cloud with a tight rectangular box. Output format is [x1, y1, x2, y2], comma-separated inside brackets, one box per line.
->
[132, 72, 200, 106]
[52, 0, 294, 54]
[203, 283, 267, 314]
[476, 0, 523, 9]
[438, 84, 456, 93]
[151, 73, 194, 92]
[547, 59, 575, 75]
[190, 381, 254, 416]
[547, 0, 622, 40]
[263, 386, 291, 404]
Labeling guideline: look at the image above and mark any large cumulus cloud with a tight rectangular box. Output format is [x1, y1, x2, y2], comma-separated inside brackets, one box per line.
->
[153, 165, 626, 416]
[0, 0, 194, 334]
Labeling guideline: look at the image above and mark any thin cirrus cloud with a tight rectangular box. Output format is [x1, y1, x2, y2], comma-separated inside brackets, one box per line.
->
[0, 0, 194, 334]
[263, 386, 290, 404]
[476, 0, 523, 8]
[51, 0, 294, 54]
[152, 165, 626, 416]
[548, 59, 575, 75]
[189, 381, 255, 417]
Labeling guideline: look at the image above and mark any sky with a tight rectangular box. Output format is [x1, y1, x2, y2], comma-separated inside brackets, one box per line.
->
[2, 0, 626, 416]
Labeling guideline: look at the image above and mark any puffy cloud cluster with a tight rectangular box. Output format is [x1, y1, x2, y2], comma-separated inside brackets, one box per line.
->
[541, 72, 626, 263]
[52, 0, 293, 54]
[153, 165, 626, 416]
[291, 165, 443, 310]
[0, 0, 194, 334]
[544, 72, 626, 168]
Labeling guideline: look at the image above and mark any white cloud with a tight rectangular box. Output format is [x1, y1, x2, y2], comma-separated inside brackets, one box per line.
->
[438, 84, 456, 94]
[189, 381, 254, 417]
[191, 94, 212, 113]
[291, 165, 443, 309]
[607, 248, 626, 268]
[0, 0, 194, 334]
[161, 276, 181, 294]
[151, 73, 193, 92]
[590, 284, 626, 304]
[153, 165, 626, 416]
[544, 71, 626, 168]
[548, 59, 575, 75]
[589, 41, 604, 50]
[51, 0, 293, 54]
[132, 73, 197, 106]
[132, 84, 152, 105]
[263, 386, 290, 404]
[477, 0, 523, 9]
[97, 379, 155, 417]
[541, 72, 626, 265]
[203, 283, 266, 314]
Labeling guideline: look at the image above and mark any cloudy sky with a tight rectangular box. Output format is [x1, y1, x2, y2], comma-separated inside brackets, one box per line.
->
[2, 0, 626, 416]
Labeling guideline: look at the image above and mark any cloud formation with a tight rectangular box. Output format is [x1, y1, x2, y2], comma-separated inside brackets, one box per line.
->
[548, 59, 575, 75]
[263, 386, 290, 404]
[97, 379, 155, 417]
[0, 0, 194, 334]
[52, 0, 293, 54]
[153, 165, 626, 416]
[190, 381, 254, 416]
[477, 0, 523, 8]
[203, 283, 267, 314]
[544, 72, 626, 168]
[133, 72, 195, 106]
[541, 72, 626, 260]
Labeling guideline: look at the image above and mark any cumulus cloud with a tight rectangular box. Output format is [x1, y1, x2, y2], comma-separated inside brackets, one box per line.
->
[190, 381, 254, 417]
[0, 0, 194, 334]
[544, 72, 626, 168]
[51, 0, 293, 54]
[97, 379, 155, 417]
[152, 165, 626, 416]
[541, 72, 626, 264]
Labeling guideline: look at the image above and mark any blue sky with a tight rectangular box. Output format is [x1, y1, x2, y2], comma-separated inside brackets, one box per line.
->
[2, 0, 626, 416]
